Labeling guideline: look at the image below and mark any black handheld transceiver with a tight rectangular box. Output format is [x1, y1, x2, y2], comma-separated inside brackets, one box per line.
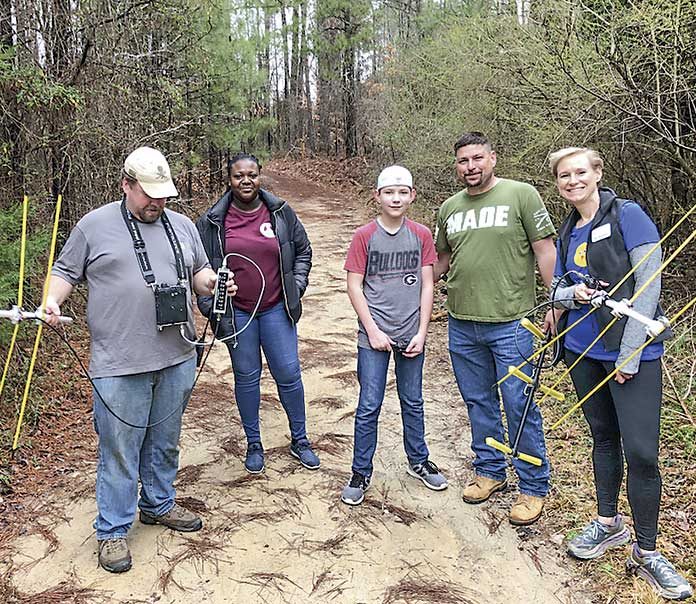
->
[213, 267, 230, 314]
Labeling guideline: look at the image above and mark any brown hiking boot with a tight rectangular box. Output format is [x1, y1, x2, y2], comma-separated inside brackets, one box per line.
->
[98, 538, 132, 573]
[461, 475, 507, 504]
[509, 494, 544, 526]
[139, 503, 203, 532]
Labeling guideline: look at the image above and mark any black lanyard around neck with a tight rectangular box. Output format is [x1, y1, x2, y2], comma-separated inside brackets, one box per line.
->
[120, 199, 186, 286]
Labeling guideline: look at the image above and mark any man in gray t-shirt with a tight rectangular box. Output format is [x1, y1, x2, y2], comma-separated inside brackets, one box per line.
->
[52, 201, 209, 378]
[45, 147, 236, 574]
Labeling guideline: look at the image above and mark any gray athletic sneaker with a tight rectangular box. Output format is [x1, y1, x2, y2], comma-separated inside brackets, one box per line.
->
[407, 460, 448, 491]
[567, 516, 631, 559]
[341, 471, 371, 506]
[626, 544, 693, 600]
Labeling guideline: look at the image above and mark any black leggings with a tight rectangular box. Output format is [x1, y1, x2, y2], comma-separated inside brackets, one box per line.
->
[565, 350, 662, 550]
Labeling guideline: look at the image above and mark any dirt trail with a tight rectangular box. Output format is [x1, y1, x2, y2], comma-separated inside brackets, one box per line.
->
[3, 168, 590, 603]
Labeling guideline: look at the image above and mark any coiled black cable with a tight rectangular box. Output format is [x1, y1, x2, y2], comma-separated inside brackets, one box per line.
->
[38, 316, 218, 429]
[514, 270, 605, 369]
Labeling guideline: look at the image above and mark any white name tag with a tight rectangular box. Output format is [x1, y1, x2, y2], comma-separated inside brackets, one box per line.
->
[591, 223, 611, 242]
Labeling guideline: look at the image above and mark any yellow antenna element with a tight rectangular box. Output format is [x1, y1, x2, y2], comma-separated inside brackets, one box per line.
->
[485, 437, 542, 466]
[506, 366, 565, 401]
[551, 293, 696, 430]
[632, 229, 696, 301]
[12, 194, 63, 450]
[538, 226, 696, 413]
[520, 318, 545, 339]
[496, 200, 696, 389]
[494, 311, 594, 389]
[0, 196, 30, 403]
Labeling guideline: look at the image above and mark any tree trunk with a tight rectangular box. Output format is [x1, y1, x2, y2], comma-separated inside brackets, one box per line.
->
[342, 7, 358, 157]
[279, 2, 291, 148]
[301, 1, 315, 155]
[343, 42, 357, 157]
[316, 0, 336, 155]
[263, 5, 273, 152]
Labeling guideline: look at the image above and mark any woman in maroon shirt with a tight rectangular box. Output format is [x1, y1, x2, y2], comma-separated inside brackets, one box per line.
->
[196, 153, 317, 474]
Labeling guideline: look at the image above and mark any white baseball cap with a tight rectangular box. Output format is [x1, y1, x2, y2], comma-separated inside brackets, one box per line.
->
[376, 165, 413, 191]
[123, 146, 178, 198]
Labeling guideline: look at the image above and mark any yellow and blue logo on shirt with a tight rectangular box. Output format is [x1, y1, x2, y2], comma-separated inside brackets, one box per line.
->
[574, 242, 588, 268]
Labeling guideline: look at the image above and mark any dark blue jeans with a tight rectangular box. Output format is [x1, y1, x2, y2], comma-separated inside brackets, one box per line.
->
[448, 317, 550, 497]
[227, 302, 307, 445]
[351, 346, 430, 477]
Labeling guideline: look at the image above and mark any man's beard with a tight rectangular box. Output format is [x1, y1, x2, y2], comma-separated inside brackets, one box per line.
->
[135, 206, 163, 223]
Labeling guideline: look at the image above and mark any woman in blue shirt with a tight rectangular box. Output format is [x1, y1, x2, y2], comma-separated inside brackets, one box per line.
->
[550, 147, 691, 601]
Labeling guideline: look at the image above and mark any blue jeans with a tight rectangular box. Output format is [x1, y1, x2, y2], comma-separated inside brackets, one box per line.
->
[448, 317, 549, 497]
[352, 346, 430, 477]
[92, 356, 196, 540]
[227, 302, 306, 444]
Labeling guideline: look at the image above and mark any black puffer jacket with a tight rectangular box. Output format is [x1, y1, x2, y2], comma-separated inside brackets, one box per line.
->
[196, 188, 312, 341]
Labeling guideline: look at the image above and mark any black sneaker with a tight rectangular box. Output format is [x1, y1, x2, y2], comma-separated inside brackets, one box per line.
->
[290, 438, 320, 470]
[407, 459, 448, 491]
[341, 471, 371, 505]
[626, 544, 693, 600]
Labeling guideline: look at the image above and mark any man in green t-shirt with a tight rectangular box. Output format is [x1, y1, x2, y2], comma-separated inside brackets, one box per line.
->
[434, 132, 556, 526]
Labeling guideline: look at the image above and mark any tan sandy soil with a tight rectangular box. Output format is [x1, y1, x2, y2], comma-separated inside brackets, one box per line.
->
[1, 168, 592, 603]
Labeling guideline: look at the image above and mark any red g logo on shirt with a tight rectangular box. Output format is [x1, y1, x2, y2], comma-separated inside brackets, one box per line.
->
[260, 222, 275, 239]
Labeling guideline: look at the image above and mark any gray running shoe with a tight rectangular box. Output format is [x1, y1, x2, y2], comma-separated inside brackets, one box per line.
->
[626, 544, 693, 601]
[567, 517, 631, 559]
[407, 460, 448, 491]
[341, 472, 371, 506]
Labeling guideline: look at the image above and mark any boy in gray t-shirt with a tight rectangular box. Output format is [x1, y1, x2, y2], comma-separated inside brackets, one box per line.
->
[340, 166, 448, 506]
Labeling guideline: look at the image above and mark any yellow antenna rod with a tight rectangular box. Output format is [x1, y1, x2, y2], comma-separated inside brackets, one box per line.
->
[496, 200, 696, 388]
[12, 194, 63, 451]
[551, 293, 696, 430]
[0, 196, 29, 402]
[537, 226, 696, 409]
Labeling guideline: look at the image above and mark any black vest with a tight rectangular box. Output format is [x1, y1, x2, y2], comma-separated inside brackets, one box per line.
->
[557, 187, 668, 351]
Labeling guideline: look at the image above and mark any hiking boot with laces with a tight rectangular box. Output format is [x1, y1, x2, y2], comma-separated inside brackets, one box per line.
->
[98, 538, 131, 573]
[290, 438, 320, 470]
[245, 442, 265, 474]
[407, 459, 448, 491]
[567, 516, 631, 560]
[462, 475, 507, 504]
[341, 471, 371, 506]
[626, 544, 693, 600]
[139, 503, 203, 532]
[509, 493, 545, 526]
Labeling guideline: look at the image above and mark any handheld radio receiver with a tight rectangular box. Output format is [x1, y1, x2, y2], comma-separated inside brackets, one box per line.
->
[213, 267, 230, 314]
